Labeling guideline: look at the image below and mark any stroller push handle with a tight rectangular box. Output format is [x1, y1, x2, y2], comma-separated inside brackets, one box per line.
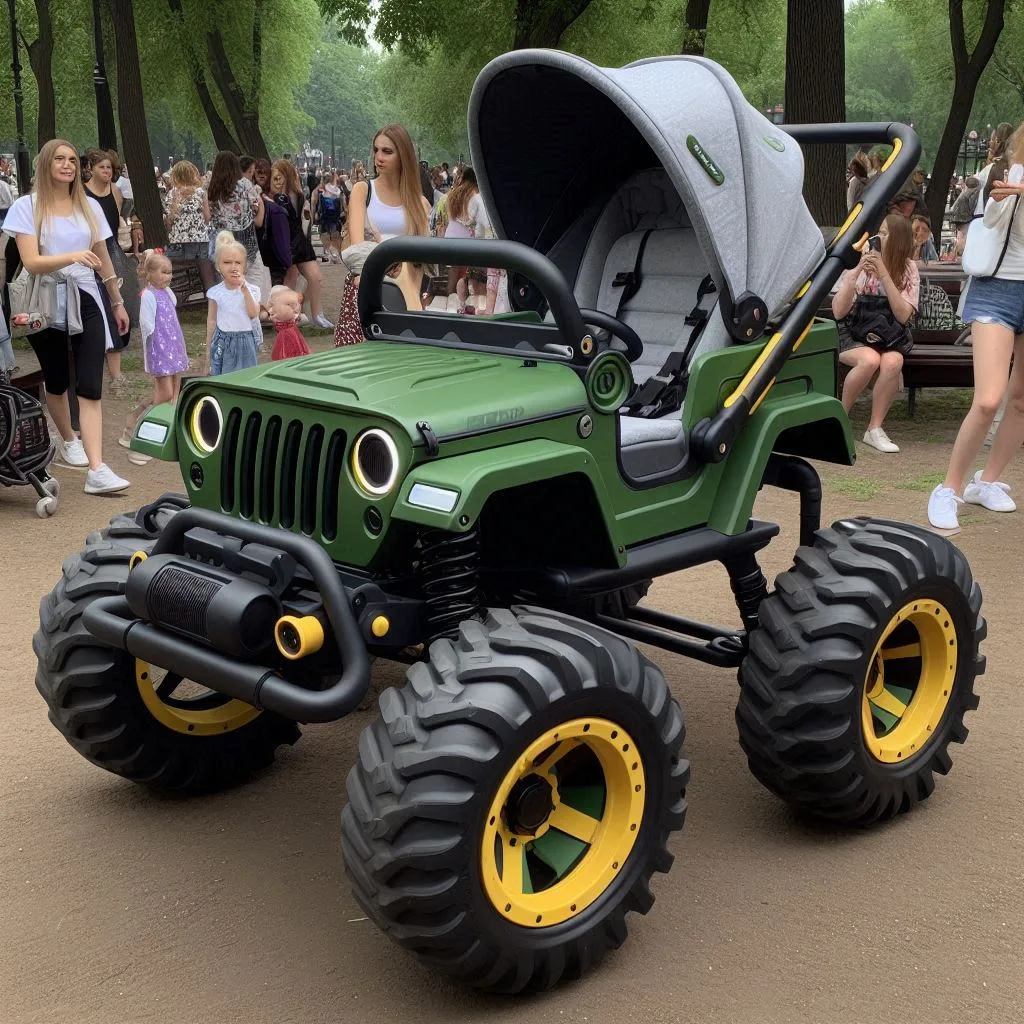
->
[358, 237, 593, 360]
[693, 122, 921, 465]
[783, 121, 921, 267]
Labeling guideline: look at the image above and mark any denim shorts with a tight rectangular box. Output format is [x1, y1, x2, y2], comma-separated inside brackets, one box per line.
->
[165, 241, 210, 262]
[960, 275, 1024, 334]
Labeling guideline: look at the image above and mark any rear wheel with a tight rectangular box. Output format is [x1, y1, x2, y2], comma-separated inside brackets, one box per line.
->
[34, 503, 299, 793]
[341, 607, 688, 992]
[737, 518, 984, 825]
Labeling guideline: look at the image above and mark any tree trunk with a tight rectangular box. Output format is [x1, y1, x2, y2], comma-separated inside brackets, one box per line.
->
[205, 27, 269, 159]
[926, 0, 1007, 241]
[94, 0, 118, 151]
[512, 0, 594, 49]
[166, 0, 241, 152]
[682, 0, 712, 56]
[20, 0, 55, 149]
[109, 0, 167, 246]
[784, 0, 846, 226]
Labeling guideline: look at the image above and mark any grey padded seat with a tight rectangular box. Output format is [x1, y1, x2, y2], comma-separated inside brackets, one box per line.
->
[570, 168, 732, 452]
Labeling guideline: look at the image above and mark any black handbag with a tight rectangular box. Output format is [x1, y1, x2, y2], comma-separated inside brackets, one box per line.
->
[844, 293, 913, 355]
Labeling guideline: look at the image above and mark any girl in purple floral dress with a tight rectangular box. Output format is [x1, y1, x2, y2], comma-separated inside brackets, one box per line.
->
[118, 250, 190, 464]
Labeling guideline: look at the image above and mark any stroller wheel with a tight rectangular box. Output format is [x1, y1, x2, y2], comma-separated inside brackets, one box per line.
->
[36, 494, 58, 518]
[43, 477, 60, 498]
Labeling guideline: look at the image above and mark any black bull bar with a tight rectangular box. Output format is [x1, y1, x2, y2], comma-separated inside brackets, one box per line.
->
[82, 508, 372, 723]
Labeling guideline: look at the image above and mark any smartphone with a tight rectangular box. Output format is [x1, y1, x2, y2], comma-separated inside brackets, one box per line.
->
[868, 234, 882, 252]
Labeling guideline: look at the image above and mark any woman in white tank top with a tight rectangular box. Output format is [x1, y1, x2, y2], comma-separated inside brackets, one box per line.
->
[333, 123, 432, 345]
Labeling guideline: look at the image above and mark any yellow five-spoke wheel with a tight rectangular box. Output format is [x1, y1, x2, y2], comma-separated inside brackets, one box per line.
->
[738, 518, 984, 826]
[342, 608, 689, 993]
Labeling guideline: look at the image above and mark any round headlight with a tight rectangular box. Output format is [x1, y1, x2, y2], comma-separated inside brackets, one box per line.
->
[352, 428, 399, 496]
[190, 396, 223, 454]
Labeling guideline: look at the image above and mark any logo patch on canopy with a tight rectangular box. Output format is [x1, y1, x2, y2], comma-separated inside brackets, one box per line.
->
[686, 136, 725, 185]
[763, 135, 786, 153]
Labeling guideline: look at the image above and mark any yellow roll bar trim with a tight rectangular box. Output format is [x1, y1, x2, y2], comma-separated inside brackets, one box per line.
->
[881, 136, 903, 173]
[746, 321, 816, 414]
[830, 203, 863, 247]
[723, 332, 783, 408]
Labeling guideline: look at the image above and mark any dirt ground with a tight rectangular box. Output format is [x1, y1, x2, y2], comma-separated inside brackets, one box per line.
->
[1, 308, 1021, 1023]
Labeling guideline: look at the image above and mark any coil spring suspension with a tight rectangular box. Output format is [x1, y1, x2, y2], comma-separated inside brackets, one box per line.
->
[419, 526, 482, 642]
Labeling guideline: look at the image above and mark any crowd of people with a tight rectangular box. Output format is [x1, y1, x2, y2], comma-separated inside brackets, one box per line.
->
[2, 116, 1023, 536]
[0, 126, 509, 497]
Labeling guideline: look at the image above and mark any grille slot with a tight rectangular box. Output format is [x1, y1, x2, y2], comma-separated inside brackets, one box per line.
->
[220, 407, 242, 511]
[258, 416, 282, 524]
[238, 412, 262, 519]
[321, 429, 347, 541]
[300, 425, 325, 536]
[279, 420, 303, 530]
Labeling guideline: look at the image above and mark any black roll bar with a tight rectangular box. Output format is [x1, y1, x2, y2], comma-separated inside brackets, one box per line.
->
[692, 121, 921, 464]
[358, 236, 594, 363]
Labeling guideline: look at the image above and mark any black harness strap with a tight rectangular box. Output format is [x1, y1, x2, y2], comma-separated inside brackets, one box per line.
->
[610, 229, 654, 318]
[628, 274, 717, 418]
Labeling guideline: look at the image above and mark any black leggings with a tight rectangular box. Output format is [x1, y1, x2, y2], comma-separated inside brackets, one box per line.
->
[28, 291, 110, 401]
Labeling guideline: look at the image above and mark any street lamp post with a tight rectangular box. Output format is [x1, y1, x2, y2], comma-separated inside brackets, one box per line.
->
[91, 0, 117, 150]
[6, 0, 32, 192]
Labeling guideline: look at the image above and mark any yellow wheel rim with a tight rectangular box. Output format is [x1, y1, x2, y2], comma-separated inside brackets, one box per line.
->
[480, 717, 645, 928]
[861, 599, 958, 763]
[136, 660, 261, 736]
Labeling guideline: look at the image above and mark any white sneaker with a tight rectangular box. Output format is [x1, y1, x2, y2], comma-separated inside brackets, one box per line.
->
[296, 313, 310, 326]
[57, 438, 90, 469]
[127, 451, 152, 466]
[963, 471, 1016, 512]
[928, 485, 963, 530]
[84, 463, 130, 495]
[863, 427, 899, 453]
[313, 313, 335, 329]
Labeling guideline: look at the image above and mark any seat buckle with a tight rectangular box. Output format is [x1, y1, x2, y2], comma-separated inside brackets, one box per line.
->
[612, 272, 634, 289]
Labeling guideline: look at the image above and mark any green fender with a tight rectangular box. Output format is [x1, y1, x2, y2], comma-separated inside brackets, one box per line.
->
[708, 393, 855, 535]
[129, 401, 178, 462]
[393, 438, 624, 559]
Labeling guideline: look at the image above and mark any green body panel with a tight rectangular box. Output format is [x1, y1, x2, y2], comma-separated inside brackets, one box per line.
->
[708, 391, 853, 534]
[217, 341, 588, 442]
[129, 401, 177, 461]
[151, 316, 851, 569]
[394, 439, 623, 563]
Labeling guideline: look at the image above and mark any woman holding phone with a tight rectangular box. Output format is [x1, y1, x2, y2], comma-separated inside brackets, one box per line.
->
[929, 128, 1024, 530]
[832, 213, 919, 453]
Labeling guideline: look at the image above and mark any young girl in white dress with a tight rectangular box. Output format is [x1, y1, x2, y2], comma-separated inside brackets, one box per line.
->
[205, 231, 261, 375]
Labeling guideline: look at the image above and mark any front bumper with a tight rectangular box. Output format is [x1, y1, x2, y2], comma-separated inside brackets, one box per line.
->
[83, 507, 373, 723]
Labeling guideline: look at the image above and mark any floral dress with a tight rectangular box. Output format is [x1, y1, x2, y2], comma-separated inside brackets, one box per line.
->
[208, 179, 261, 264]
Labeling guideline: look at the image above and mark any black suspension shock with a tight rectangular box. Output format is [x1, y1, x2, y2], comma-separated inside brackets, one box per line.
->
[419, 527, 482, 642]
[724, 553, 769, 637]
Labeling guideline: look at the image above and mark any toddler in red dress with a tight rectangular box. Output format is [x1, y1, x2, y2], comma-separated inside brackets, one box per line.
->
[268, 286, 311, 361]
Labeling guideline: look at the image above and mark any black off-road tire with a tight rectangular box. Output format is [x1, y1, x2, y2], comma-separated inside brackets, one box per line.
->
[341, 607, 688, 993]
[737, 518, 984, 826]
[34, 503, 299, 793]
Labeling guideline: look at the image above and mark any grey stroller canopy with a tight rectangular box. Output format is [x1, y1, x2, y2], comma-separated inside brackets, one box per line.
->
[468, 50, 826, 381]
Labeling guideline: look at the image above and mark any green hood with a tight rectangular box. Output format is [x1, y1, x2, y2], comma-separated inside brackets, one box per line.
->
[217, 340, 587, 440]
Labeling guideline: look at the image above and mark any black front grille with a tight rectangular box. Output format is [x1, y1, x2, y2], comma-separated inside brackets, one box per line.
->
[220, 408, 345, 540]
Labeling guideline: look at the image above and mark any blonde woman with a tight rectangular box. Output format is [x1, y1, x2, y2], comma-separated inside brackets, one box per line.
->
[334, 124, 431, 346]
[3, 139, 131, 494]
[164, 160, 213, 289]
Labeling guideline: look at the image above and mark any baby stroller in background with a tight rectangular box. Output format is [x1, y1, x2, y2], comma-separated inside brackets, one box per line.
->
[0, 369, 59, 517]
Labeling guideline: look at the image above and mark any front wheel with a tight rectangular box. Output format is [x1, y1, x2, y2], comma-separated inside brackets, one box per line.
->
[34, 504, 300, 793]
[737, 518, 984, 826]
[341, 607, 688, 992]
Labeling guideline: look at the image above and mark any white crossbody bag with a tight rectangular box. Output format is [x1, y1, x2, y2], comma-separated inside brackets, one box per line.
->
[963, 163, 1023, 278]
